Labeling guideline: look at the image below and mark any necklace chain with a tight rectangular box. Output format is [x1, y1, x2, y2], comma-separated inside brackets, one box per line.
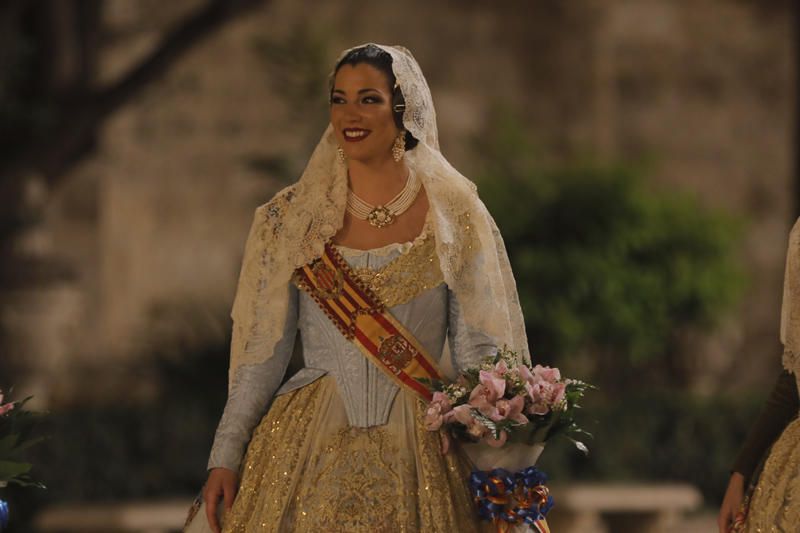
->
[346, 169, 421, 228]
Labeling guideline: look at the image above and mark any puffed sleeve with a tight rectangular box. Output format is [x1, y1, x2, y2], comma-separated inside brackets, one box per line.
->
[447, 286, 498, 373]
[207, 284, 299, 472]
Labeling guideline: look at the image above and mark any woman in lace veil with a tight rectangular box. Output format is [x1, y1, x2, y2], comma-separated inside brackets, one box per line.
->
[718, 219, 800, 532]
[183, 43, 538, 533]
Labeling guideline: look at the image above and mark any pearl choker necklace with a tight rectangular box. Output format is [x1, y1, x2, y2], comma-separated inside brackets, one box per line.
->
[346, 170, 421, 228]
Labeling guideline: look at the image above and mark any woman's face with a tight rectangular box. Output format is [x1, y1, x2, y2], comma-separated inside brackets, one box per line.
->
[330, 63, 401, 165]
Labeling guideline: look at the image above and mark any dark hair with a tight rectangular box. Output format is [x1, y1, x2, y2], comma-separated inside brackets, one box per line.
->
[332, 44, 419, 150]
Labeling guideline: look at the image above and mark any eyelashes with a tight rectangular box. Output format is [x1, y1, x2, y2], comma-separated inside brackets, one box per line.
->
[330, 95, 384, 105]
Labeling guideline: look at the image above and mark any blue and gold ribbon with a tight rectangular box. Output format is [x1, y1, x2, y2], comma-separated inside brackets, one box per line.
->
[469, 466, 552, 533]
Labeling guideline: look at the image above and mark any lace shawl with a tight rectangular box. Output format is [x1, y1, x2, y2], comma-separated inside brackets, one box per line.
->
[228, 44, 530, 382]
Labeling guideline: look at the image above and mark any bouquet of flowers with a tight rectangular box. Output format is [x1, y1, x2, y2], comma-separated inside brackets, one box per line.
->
[0, 390, 45, 489]
[423, 346, 592, 455]
[422, 347, 591, 530]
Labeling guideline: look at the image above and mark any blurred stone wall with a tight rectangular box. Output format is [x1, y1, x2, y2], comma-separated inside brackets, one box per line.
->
[38, 0, 794, 403]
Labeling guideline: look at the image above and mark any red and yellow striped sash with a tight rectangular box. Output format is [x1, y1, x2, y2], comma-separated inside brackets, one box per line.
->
[293, 243, 443, 402]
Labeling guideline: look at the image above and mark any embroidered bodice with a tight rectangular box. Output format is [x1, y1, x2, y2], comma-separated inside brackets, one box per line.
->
[208, 233, 498, 471]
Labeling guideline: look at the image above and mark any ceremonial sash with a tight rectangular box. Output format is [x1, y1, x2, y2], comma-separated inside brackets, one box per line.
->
[293, 243, 443, 402]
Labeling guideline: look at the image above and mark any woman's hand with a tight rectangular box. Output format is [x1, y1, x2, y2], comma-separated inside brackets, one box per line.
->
[718, 472, 745, 533]
[204, 467, 238, 533]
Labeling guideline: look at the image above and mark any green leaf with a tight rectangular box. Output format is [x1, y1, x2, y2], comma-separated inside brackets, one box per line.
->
[9, 435, 46, 455]
[0, 460, 32, 480]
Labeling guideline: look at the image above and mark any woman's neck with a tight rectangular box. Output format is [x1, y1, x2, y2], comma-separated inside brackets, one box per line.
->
[347, 158, 408, 202]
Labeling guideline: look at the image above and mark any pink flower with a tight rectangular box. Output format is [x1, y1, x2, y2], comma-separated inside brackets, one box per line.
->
[468, 386, 496, 419]
[445, 404, 472, 425]
[432, 391, 452, 411]
[533, 365, 561, 383]
[493, 359, 510, 376]
[492, 395, 529, 424]
[467, 369, 507, 420]
[526, 381, 555, 415]
[446, 405, 488, 440]
[550, 382, 567, 406]
[518, 364, 534, 383]
[424, 392, 453, 431]
[519, 364, 567, 415]
[525, 380, 567, 415]
[0, 391, 14, 416]
[479, 370, 506, 400]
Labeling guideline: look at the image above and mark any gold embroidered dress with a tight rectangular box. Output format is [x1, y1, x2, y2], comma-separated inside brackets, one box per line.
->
[741, 416, 800, 531]
[203, 228, 494, 532]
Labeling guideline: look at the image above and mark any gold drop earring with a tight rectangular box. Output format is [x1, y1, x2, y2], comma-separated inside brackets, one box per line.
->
[392, 132, 406, 162]
[337, 146, 346, 163]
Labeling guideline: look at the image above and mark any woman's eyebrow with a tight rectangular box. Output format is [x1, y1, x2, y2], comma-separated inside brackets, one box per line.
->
[331, 88, 383, 95]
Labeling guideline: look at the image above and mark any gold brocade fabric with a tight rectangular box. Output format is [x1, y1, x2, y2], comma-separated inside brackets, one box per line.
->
[350, 232, 444, 308]
[743, 416, 800, 532]
[221, 376, 490, 532]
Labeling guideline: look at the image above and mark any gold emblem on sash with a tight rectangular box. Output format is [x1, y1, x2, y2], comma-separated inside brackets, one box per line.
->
[310, 259, 343, 299]
[378, 335, 416, 374]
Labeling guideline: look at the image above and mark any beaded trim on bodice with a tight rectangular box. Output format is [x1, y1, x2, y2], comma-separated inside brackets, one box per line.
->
[345, 232, 444, 308]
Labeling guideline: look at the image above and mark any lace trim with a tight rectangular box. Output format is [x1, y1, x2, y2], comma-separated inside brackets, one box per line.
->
[783, 348, 800, 375]
[351, 231, 444, 308]
[334, 220, 432, 258]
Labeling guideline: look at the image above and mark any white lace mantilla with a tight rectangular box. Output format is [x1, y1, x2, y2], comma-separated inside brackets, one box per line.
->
[227, 44, 530, 382]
